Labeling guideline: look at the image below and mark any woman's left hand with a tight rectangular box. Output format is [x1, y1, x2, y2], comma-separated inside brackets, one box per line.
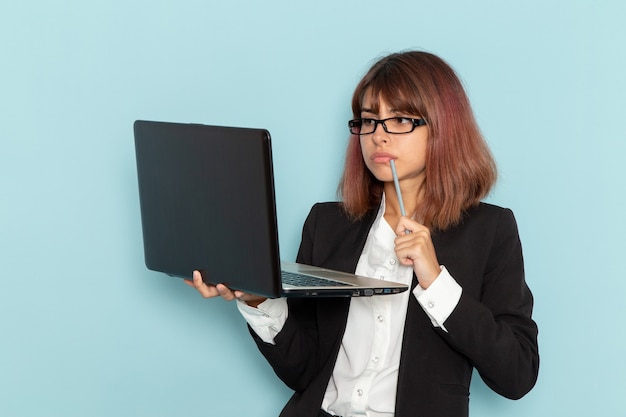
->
[394, 216, 441, 289]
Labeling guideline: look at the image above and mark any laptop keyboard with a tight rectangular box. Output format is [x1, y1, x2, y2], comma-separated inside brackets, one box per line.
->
[281, 271, 353, 287]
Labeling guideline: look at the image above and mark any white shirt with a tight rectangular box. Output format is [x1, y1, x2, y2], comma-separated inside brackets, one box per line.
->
[237, 196, 462, 417]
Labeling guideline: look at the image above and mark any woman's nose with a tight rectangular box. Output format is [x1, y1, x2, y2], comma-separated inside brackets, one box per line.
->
[371, 121, 389, 144]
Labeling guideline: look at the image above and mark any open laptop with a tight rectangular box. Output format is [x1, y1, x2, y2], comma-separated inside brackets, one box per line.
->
[133, 120, 408, 298]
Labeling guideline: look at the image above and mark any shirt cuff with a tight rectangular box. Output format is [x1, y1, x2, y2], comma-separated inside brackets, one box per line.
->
[413, 266, 462, 332]
[235, 297, 288, 344]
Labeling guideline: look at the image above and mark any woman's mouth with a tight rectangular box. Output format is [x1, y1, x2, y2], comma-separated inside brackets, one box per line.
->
[371, 152, 396, 164]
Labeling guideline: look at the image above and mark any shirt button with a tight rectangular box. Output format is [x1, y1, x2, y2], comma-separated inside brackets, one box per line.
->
[357, 389, 363, 396]
[389, 259, 396, 265]
[427, 300, 435, 309]
[380, 275, 385, 280]
[372, 356, 379, 363]
[377, 315, 384, 322]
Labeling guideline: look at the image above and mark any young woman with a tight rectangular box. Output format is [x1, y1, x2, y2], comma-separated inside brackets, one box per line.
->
[187, 51, 539, 417]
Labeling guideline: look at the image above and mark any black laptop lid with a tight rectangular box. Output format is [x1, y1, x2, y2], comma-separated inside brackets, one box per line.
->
[134, 120, 282, 297]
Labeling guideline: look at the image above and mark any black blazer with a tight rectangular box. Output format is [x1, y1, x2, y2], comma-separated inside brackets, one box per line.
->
[251, 202, 539, 417]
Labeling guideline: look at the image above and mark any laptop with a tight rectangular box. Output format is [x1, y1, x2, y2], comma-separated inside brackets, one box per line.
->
[133, 120, 408, 298]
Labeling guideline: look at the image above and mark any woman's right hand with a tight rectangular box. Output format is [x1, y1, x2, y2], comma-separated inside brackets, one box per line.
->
[184, 270, 267, 308]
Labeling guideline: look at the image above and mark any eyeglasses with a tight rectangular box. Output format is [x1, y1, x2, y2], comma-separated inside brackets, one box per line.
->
[348, 117, 427, 135]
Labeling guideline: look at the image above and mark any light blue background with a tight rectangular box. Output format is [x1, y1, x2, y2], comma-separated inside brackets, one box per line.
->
[1, 1, 625, 416]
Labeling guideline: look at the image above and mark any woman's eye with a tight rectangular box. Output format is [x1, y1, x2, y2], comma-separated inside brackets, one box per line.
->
[362, 119, 375, 126]
[394, 117, 411, 125]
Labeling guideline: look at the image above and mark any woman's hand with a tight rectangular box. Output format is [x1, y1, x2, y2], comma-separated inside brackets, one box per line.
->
[184, 270, 267, 308]
[394, 217, 441, 289]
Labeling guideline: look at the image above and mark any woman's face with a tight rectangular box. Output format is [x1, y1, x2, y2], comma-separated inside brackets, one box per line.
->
[359, 92, 429, 186]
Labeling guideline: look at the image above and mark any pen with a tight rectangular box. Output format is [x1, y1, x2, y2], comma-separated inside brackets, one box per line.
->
[390, 159, 406, 216]
[390, 159, 410, 234]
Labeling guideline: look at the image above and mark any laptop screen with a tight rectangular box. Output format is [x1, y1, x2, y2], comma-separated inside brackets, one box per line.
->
[134, 121, 282, 297]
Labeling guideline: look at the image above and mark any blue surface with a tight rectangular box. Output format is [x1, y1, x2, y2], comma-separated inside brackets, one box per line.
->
[1, 1, 625, 416]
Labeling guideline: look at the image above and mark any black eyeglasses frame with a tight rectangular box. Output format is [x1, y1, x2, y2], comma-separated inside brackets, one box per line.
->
[348, 117, 427, 135]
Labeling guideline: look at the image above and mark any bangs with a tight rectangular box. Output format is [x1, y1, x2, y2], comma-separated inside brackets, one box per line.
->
[353, 60, 427, 118]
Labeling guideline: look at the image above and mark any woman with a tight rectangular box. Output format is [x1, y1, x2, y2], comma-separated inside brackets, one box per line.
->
[187, 51, 539, 417]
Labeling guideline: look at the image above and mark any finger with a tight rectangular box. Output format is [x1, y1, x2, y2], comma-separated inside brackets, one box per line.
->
[395, 216, 420, 235]
[394, 233, 420, 254]
[192, 270, 204, 284]
[395, 220, 411, 235]
[396, 247, 415, 265]
[233, 290, 247, 299]
[394, 231, 431, 264]
[189, 270, 220, 298]
[215, 283, 237, 301]
[233, 290, 268, 308]
[232, 290, 257, 302]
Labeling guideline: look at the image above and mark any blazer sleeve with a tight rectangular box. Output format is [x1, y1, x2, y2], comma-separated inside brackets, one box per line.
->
[435, 208, 539, 399]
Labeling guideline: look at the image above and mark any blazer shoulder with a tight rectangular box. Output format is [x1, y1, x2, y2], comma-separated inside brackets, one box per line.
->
[469, 201, 514, 216]
[305, 201, 378, 231]
[434, 202, 520, 259]
[308, 201, 347, 218]
[461, 202, 518, 229]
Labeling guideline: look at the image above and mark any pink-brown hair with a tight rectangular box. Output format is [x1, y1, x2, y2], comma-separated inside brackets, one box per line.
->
[339, 51, 497, 231]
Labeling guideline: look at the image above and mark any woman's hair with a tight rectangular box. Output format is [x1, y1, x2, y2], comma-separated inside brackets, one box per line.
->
[339, 51, 497, 231]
